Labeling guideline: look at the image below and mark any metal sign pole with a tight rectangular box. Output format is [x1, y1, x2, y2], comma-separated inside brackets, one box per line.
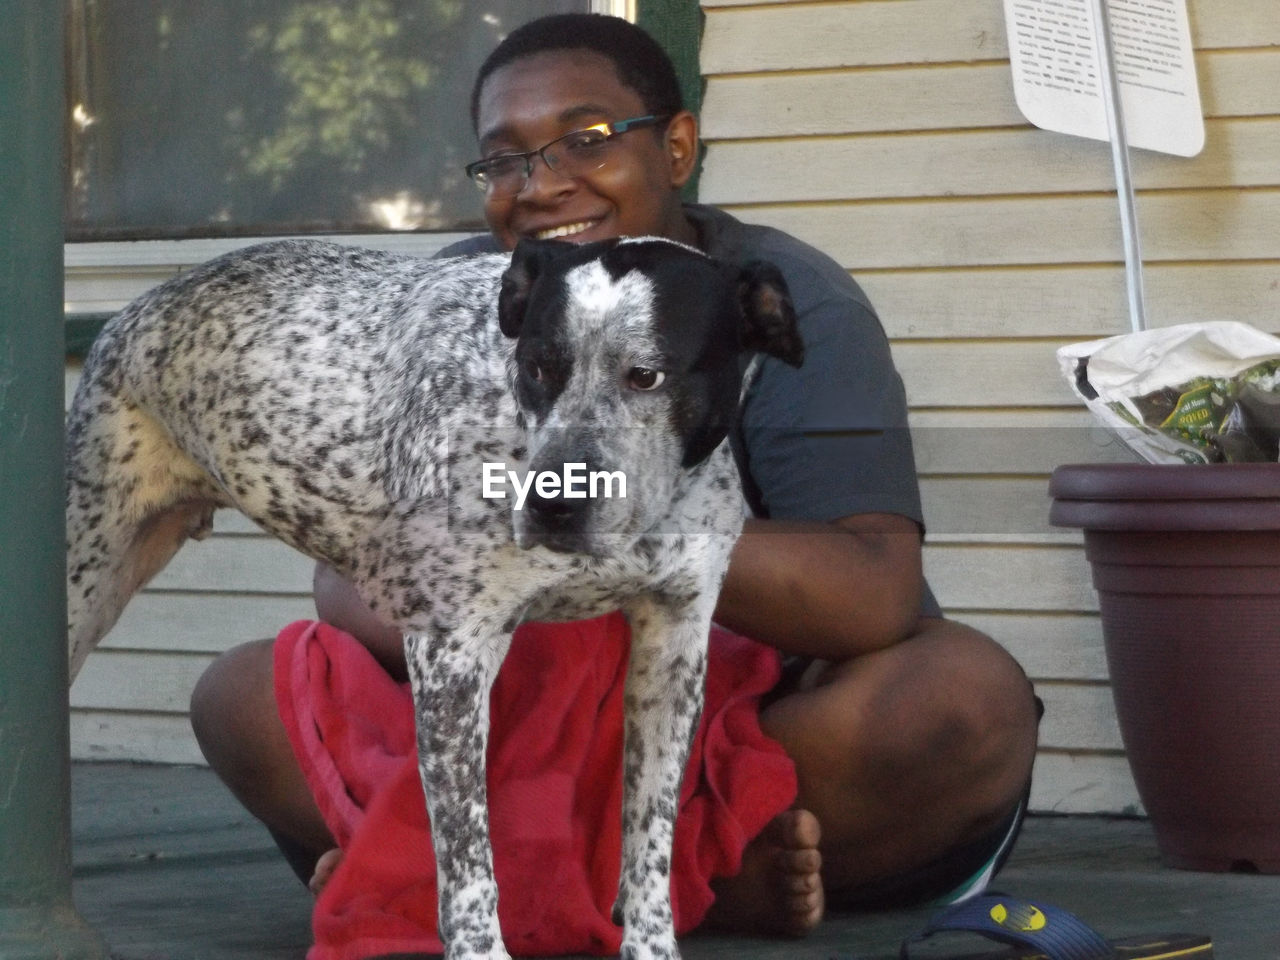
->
[1089, 0, 1148, 333]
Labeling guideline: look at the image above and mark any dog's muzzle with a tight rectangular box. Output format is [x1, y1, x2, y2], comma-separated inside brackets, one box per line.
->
[511, 441, 630, 555]
[519, 478, 592, 553]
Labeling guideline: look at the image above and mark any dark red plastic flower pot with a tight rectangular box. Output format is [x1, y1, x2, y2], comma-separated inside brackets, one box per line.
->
[1050, 462, 1280, 872]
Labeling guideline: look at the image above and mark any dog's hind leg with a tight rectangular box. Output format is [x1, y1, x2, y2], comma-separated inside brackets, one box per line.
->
[66, 395, 224, 680]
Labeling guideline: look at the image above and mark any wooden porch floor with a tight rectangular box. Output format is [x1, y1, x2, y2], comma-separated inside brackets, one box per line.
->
[72, 762, 1280, 959]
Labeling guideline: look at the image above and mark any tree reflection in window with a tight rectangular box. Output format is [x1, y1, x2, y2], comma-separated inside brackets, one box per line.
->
[66, 0, 587, 240]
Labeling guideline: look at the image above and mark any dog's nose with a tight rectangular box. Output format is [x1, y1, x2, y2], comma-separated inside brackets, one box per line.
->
[523, 482, 588, 526]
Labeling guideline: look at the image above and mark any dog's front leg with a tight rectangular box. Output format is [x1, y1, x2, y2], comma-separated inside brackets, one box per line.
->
[404, 628, 513, 960]
[614, 596, 711, 960]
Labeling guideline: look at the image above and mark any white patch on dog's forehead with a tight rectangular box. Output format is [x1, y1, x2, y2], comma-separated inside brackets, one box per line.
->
[561, 259, 660, 352]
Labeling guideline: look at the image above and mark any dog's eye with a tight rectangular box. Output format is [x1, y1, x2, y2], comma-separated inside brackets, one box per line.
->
[627, 367, 666, 391]
[524, 359, 544, 382]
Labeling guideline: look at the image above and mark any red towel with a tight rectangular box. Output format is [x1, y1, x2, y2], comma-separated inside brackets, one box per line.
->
[274, 613, 797, 959]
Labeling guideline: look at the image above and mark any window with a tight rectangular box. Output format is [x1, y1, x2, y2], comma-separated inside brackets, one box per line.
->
[65, 1, 628, 241]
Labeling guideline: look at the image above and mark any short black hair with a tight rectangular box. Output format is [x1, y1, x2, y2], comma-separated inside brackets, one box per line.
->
[470, 14, 684, 133]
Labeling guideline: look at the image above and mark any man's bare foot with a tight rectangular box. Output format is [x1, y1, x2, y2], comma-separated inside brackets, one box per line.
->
[309, 848, 343, 896]
[704, 808, 824, 937]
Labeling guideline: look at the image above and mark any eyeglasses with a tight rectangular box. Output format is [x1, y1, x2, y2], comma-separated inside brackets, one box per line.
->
[465, 115, 670, 197]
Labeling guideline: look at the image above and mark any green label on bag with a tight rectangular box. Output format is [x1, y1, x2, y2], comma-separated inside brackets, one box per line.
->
[1160, 381, 1229, 444]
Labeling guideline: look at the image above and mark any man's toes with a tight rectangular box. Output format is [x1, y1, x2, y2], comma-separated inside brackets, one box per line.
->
[309, 848, 343, 896]
[774, 808, 822, 849]
[780, 870, 820, 895]
[774, 844, 821, 880]
[703, 807, 827, 937]
[784, 890, 824, 934]
[790, 890, 822, 917]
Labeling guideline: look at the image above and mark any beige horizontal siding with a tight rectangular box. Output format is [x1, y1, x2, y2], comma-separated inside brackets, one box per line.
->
[1031, 753, 1141, 815]
[73, 651, 215, 715]
[701, 0, 1280, 73]
[895, 341, 1079, 407]
[71, 713, 207, 765]
[1038, 684, 1125, 752]
[910, 410, 1141, 473]
[920, 477, 1063, 538]
[143, 533, 314, 595]
[722, 191, 1280, 270]
[923, 543, 1097, 611]
[955, 612, 1108, 682]
[866, 262, 1280, 340]
[704, 0, 1005, 71]
[701, 51, 1280, 138]
[700, 0, 1279, 813]
[99, 593, 314, 654]
[702, 118, 1280, 203]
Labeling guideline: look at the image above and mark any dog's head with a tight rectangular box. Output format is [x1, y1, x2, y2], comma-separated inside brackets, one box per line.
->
[496, 236, 803, 554]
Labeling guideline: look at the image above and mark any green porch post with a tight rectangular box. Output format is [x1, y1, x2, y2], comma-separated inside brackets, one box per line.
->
[0, 2, 108, 957]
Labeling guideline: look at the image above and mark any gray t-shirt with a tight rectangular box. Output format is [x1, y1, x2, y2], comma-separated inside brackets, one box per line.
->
[437, 203, 942, 618]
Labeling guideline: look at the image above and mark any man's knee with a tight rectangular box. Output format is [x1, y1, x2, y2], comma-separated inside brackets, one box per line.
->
[189, 637, 279, 780]
[919, 622, 1039, 814]
[862, 620, 1038, 808]
[959, 629, 1039, 770]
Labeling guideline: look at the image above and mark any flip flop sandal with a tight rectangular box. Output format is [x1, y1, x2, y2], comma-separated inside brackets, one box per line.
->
[893, 894, 1214, 959]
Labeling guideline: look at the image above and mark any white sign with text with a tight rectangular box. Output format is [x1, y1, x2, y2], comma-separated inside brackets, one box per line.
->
[1003, 0, 1204, 156]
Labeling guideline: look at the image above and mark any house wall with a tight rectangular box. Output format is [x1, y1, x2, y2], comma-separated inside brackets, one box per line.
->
[68, 0, 1280, 814]
[698, 0, 1280, 813]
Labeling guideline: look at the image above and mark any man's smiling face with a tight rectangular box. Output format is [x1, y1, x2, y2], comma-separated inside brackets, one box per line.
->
[473, 50, 698, 251]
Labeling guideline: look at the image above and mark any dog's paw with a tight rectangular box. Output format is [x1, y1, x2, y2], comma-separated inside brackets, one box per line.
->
[443, 947, 513, 960]
[620, 935, 681, 960]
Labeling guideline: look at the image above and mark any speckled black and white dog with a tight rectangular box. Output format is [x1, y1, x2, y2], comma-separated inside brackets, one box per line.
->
[66, 235, 802, 960]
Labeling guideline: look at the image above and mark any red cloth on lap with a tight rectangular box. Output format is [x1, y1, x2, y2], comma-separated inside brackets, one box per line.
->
[273, 613, 797, 959]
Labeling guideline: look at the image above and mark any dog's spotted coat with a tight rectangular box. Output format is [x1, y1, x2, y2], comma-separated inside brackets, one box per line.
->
[66, 236, 802, 960]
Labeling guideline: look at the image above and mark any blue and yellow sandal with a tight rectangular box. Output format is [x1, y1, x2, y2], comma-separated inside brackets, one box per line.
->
[895, 894, 1213, 959]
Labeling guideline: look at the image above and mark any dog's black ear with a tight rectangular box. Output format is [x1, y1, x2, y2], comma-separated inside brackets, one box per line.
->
[737, 260, 804, 367]
[499, 239, 555, 338]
